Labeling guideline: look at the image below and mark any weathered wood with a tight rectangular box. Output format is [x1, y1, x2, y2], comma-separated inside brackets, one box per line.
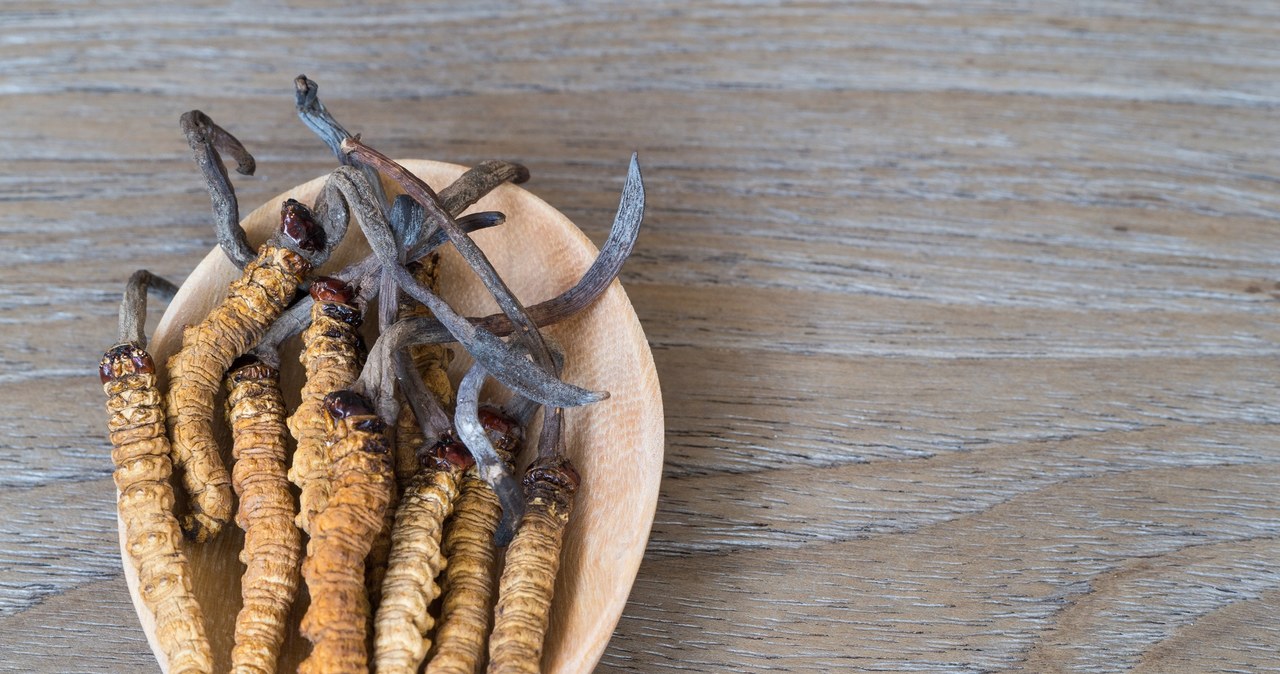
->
[2, 1, 1280, 672]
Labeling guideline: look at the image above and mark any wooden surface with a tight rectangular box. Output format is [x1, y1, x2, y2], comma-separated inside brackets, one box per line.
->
[2, 1, 1279, 672]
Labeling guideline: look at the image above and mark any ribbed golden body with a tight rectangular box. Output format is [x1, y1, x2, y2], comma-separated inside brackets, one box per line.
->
[166, 245, 309, 541]
[287, 294, 363, 534]
[425, 471, 503, 674]
[487, 459, 578, 674]
[374, 464, 463, 674]
[103, 346, 212, 674]
[225, 363, 301, 674]
[298, 399, 394, 674]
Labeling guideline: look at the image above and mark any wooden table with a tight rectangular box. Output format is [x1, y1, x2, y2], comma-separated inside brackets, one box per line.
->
[3, 2, 1278, 672]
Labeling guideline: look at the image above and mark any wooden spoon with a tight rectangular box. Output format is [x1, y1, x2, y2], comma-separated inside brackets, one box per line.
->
[121, 159, 664, 673]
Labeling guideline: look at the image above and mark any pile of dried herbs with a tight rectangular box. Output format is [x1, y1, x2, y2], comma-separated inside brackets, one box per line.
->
[99, 75, 644, 674]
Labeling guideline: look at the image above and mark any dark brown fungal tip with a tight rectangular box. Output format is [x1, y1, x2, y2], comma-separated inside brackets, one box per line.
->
[323, 389, 375, 420]
[281, 198, 324, 252]
[320, 302, 363, 327]
[478, 406, 522, 458]
[525, 456, 580, 492]
[353, 417, 388, 436]
[309, 276, 355, 304]
[99, 343, 155, 382]
[427, 436, 476, 471]
[227, 354, 277, 383]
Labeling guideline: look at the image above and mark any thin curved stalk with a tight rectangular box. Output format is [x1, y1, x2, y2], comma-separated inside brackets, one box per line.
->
[118, 270, 178, 347]
[294, 74, 389, 211]
[363, 153, 645, 348]
[342, 139, 560, 389]
[319, 165, 604, 408]
[180, 110, 257, 269]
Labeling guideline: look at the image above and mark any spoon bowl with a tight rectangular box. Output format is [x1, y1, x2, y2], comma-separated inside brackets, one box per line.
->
[122, 159, 664, 673]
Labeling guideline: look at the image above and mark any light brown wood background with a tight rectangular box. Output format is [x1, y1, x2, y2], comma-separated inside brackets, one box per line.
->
[2, 2, 1279, 672]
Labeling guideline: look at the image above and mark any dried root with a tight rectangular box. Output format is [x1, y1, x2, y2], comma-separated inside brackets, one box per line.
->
[167, 203, 319, 541]
[487, 456, 580, 674]
[102, 342, 213, 674]
[225, 358, 301, 674]
[427, 408, 523, 674]
[373, 439, 470, 674]
[287, 277, 364, 534]
[298, 391, 394, 674]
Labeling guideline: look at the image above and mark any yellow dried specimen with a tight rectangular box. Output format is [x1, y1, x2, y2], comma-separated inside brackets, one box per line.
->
[225, 359, 301, 674]
[365, 466, 399, 610]
[487, 456, 580, 674]
[167, 243, 311, 541]
[427, 409, 523, 674]
[100, 343, 213, 674]
[287, 277, 364, 535]
[374, 440, 469, 674]
[299, 390, 394, 674]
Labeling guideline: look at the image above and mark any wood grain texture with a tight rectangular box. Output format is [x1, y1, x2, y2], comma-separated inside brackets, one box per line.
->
[2, 1, 1280, 672]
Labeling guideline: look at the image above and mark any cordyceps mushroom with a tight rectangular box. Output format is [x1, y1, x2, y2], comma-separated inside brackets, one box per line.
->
[373, 435, 467, 674]
[424, 406, 523, 674]
[167, 112, 348, 541]
[223, 354, 301, 674]
[286, 276, 366, 536]
[101, 270, 212, 674]
[480, 156, 644, 674]
[297, 389, 395, 674]
[338, 138, 605, 410]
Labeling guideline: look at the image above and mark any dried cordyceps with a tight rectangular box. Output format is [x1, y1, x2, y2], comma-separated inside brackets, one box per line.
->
[426, 408, 523, 674]
[287, 277, 364, 534]
[487, 456, 580, 674]
[225, 357, 301, 674]
[102, 270, 212, 674]
[166, 220, 316, 542]
[180, 109, 257, 270]
[340, 138, 604, 410]
[169, 109, 348, 542]
[298, 390, 395, 674]
[373, 438, 469, 674]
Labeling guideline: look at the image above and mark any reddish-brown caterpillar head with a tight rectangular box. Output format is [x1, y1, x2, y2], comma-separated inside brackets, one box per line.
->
[309, 276, 354, 304]
[524, 455, 581, 493]
[227, 354, 277, 385]
[99, 343, 155, 383]
[422, 434, 476, 472]
[280, 198, 324, 253]
[323, 390, 374, 420]
[478, 406, 522, 460]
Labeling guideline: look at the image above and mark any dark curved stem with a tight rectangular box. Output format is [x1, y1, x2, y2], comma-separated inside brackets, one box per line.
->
[293, 74, 390, 211]
[250, 211, 504, 360]
[319, 165, 605, 408]
[180, 110, 257, 269]
[363, 154, 645, 348]
[119, 270, 179, 347]
[455, 362, 524, 545]
[341, 138, 561, 391]
[437, 160, 530, 215]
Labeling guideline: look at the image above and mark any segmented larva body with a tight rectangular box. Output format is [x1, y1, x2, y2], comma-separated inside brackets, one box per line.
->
[427, 408, 523, 674]
[299, 391, 394, 674]
[100, 343, 213, 674]
[487, 456, 580, 674]
[287, 277, 364, 534]
[373, 439, 471, 674]
[225, 359, 301, 674]
[167, 204, 318, 542]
